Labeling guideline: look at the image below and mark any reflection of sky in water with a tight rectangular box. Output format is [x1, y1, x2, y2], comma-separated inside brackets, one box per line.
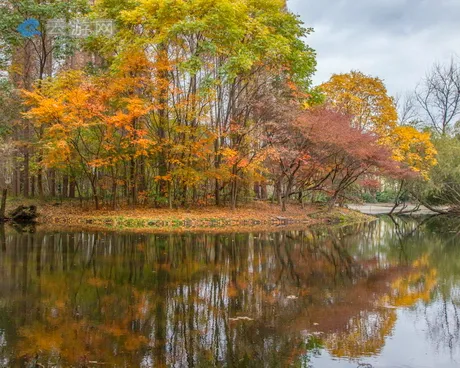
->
[312, 302, 460, 368]
[0, 330, 7, 368]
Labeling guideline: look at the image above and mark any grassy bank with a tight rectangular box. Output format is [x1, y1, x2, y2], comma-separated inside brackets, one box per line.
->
[5, 199, 374, 233]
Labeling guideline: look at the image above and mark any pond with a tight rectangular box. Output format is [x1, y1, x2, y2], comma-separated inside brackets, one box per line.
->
[0, 217, 459, 367]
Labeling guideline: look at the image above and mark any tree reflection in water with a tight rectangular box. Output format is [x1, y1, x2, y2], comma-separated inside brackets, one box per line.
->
[0, 216, 459, 367]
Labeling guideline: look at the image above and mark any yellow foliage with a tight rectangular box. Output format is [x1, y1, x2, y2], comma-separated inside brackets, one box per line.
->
[326, 310, 397, 358]
[390, 126, 438, 179]
[321, 71, 398, 137]
[321, 71, 437, 179]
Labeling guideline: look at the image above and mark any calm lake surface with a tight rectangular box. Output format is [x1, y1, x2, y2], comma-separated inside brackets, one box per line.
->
[1, 217, 460, 368]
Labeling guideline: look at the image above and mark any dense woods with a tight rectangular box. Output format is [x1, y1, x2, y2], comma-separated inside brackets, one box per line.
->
[0, 0, 444, 211]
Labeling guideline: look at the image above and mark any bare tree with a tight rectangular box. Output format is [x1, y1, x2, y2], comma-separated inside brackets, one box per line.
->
[395, 92, 419, 126]
[415, 58, 460, 135]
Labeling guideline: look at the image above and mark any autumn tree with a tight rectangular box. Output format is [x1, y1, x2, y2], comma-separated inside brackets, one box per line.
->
[0, 0, 90, 198]
[24, 64, 155, 210]
[321, 71, 398, 137]
[261, 94, 400, 211]
[321, 70, 438, 207]
[22, 0, 318, 208]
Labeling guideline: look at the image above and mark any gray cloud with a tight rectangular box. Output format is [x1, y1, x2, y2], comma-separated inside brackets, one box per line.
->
[288, 0, 460, 96]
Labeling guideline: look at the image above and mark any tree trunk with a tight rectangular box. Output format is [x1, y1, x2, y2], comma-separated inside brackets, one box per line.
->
[93, 190, 100, 210]
[254, 182, 262, 200]
[12, 158, 20, 197]
[0, 189, 7, 220]
[281, 179, 294, 212]
[214, 133, 222, 206]
[261, 182, 267, 200]
[138, 156, 147, 203]
[31, 176, 35, 197]
[327, 193, 338, 211]
[276, 180, 282, 207]
[69, 177, 76, 198]
[215, 178, 220, 206]
[230, 166, 238, 210]
[112, 180, 117, 210]
[22, 118, 31, 198]
[168, 182, 173, 209]
[130, 156, 137, 206]
[231, 180, 238, 210]
[157, 44, 169, 205]
[49, 170, 56, 197]
[37, 166, 44, 198]
[62, 175, 69, 198]
[23, 151, 30, 197]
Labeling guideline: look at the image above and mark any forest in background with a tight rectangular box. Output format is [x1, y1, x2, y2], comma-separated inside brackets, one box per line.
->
[0, 0, 457, 212]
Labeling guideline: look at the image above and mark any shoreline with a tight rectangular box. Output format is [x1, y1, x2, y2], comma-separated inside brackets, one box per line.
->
[348, 203, 442, 215]
[6, 201, 375, 233]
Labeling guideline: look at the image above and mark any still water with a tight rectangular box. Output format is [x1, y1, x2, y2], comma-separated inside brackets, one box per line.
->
[0, 216, 459, 368]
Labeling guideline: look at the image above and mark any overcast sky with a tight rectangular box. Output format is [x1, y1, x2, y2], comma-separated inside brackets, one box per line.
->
[288, 0, 460, 97]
